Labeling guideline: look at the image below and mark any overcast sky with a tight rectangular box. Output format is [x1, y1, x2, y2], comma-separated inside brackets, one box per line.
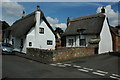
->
[1, 1, 119, 31]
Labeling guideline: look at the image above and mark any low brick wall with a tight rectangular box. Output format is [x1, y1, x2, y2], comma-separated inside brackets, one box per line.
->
[27, 47, 96, 63]
[27, 48, 54, 63]
[53, 47, 95, 62]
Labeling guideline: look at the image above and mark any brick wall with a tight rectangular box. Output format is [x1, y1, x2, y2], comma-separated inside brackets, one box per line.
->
[27, 48, 54, 63]
[53, 47, 95, 62]
[27, 47, 96, 63]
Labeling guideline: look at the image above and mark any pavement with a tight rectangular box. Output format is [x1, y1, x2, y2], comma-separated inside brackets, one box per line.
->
[2, 52, 120, 79]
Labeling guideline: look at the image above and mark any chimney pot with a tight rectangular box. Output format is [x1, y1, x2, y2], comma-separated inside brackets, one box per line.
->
[37, 5, 40, 10]
[101, 6, 105, 13]
[67, 17, 70, 27]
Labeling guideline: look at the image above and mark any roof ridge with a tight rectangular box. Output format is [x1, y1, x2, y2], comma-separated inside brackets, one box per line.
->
[12, 9, 43, 26]
[71, 13, 104, 22]
[12, 11, 36, 25]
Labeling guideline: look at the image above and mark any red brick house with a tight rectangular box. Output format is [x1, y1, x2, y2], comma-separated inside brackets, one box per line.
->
[110, 25, 120, 51]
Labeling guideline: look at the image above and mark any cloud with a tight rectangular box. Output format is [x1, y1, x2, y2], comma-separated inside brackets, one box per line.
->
[46, 16, 59, 24]
[2, 2, 25, 18]
[51, 23, 67, 31]
[46, 16, 67, 31]
[96, 5, 119, 26]
[2, 0, 25, 25]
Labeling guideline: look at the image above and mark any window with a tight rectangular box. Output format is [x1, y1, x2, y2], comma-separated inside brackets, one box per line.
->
[39, 27, 44, 34]
[79, 39, 86, 46]
[29, 42, 32, 46]
[47, 40, 53, 45]
[68, 39, 73, 46]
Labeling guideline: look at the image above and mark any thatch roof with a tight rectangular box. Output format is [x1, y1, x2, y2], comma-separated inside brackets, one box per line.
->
[64, 13, 105, 36]
[11, 9, 56, 38]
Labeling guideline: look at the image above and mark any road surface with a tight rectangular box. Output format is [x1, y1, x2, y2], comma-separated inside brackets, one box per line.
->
[2, 53, 120, 79]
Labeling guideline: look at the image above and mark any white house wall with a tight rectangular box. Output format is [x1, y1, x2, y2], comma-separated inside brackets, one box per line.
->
[34, 20, 55, 49]
[13, 36, 26, 53]
[66, 36, 76, 47]
[13, 37, 21, 52]
[85, 35, 97, 46]
[26, 11, 55, 50]
[66, 35, 97, 47]
[98, 17, 113, 54]
[26, 27, 35, 48]
[22, 37, 27, 53]
[10, 10, 55, 53]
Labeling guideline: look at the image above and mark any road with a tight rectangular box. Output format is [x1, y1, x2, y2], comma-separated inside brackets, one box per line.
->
[2, 53, 120, 79]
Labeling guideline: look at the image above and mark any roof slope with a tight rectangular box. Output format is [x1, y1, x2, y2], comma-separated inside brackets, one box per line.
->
[11, 11, 36, 37]
[64, 13, 105, 36]
[11, 9, 56, 38]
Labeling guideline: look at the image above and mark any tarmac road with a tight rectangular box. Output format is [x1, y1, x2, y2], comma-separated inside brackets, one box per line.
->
[2, 52, 120, 79]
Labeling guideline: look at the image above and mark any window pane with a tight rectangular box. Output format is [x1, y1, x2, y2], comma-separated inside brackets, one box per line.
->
[68, 39, 73, 46]
[80, 39, 86, 46]
[29, 42, 32, 46]
[39, 27, 44, 34]
[47, 40, 52, 45]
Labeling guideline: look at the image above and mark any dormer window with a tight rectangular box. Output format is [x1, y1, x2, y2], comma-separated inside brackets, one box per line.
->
[39, 27, 44, 34]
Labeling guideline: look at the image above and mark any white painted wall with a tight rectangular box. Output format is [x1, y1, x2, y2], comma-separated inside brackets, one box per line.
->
[66, 36, 76, 47]
[13, 37, 21, 52]
[66, 35, 97, 47]
[26, 27, 35, 48]
[98, 17, 113, 54]
[26, 11, 55, 50]
[9, 10, 55, 53]
[12, 36, 26, 53]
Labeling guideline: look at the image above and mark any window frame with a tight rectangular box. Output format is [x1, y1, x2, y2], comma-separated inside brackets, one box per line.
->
[39, 27, 44, 34]
[29, 42, 32, 46]
[79, 39, 86, 46]
[68, 39, 74, 46]
[47, 40, 53, 45]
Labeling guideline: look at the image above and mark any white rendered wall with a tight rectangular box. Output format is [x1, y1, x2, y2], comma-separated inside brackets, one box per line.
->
[26, 11, 55, 50]
[98, 17, 113, 54]
[13, 37, 21, 52]
[66, 35, 97, 47]
[22, 37, 27, 53]
[26, 27, 35, 48]
[66, 36, 76, 47]
[12, 36, 26, 53]
[12, 11, 55, 53]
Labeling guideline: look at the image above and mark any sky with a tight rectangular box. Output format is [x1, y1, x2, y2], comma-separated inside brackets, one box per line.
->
[1, 1, 120, 31]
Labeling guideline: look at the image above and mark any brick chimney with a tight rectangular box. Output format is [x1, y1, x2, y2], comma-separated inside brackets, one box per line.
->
[37, 5, 40, 11]
[67, 17, 70, 27]
[101, 6, 105, 13]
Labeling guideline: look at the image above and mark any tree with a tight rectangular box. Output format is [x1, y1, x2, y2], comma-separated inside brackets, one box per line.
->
[55, 27, 64, 35]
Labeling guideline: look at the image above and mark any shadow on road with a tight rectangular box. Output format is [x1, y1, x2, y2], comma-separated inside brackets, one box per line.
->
[109, 52, 120, 57]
